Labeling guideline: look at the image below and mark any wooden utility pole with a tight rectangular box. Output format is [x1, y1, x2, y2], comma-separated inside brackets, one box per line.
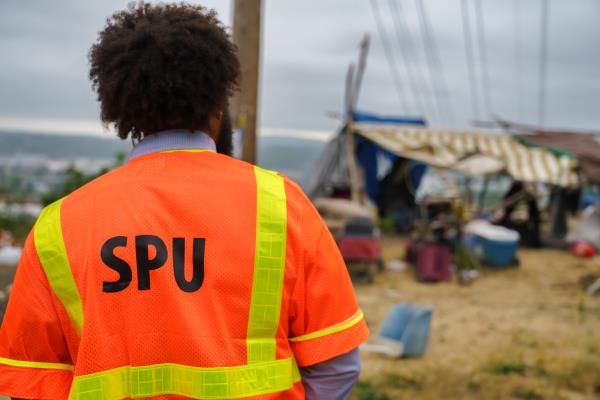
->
[231, 0, 262, 164]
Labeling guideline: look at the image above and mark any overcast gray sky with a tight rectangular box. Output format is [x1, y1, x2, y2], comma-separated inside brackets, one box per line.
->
[0, 0, 599, 137]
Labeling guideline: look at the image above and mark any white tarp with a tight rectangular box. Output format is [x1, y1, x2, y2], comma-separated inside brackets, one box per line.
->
[354, 124, 580, 187]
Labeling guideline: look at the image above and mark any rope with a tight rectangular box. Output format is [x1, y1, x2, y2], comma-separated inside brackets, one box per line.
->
[474, 0, 492, 118]
[388, 0, 428, 117]
[513, 0, 524, 121]
[415, 0, 456, 125]
[538, 0, 550, 126]
[461, 0, 480, 121]
[369, 0, 410, 112]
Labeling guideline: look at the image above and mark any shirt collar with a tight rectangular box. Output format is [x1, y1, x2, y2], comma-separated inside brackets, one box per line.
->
[127, 130, 216, 162]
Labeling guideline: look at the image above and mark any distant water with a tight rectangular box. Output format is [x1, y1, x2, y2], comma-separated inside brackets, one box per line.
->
[0, 130, 130, 160]
[257, 136, 326, 186]
[0, 128, 329, 187]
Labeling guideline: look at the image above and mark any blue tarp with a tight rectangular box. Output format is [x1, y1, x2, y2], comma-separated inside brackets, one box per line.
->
[352, 110, 426, 202]
[355, 135, 397, 201]
[351, 110, 426, 126]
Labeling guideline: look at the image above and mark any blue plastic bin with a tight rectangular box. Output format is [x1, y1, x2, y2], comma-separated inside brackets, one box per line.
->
[465, 221, 520, 268]
[473, 234, 518, 267]
[379, 303, 433, 357]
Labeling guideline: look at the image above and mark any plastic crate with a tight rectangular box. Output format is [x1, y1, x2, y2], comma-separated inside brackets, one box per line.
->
[473, 234, 518, 267]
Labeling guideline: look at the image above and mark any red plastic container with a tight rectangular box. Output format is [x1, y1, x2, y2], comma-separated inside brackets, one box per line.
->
[571, 241, 596, 258]
[416, 243, 452, 282]
[337, 237, 380, 262]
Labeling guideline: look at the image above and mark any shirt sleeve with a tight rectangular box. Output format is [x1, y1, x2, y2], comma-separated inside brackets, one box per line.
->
[0, 232, 73, 400]
[288, 193, 369, 367]
[300, 347, 361, 400]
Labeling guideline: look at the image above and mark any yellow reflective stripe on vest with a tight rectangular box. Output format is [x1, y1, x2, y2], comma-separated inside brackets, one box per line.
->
[34, 198, 84, 336]
[289, 310, 364, 342]
[247, 167, 287, 363]
[69, 357, 300, 400]
[160, 149, 215, 154]
[0, 356, 74, 371]
[45, 166, 294, 399]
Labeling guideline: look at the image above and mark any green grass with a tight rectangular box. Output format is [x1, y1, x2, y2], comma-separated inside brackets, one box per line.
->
[487, 360, 528, 376]
[483, 356, 600, 396]
[588, 345, 600, 356]
[381, 373, 423, 390]
[377, 218, 396, 235]
[352, 381, 392, 400]
[354, 356, 600, 400]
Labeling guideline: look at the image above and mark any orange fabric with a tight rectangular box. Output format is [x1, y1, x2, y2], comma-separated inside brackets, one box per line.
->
[0, 233, 74, 398]
[290, 319, 369, 367]
[0, 150, 368, 399]
[0, 365, 72, 400]
[287, 188, 369, 367]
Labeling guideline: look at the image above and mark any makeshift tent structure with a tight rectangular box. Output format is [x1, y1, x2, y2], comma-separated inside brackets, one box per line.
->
[497, 120, 600, 185]
[354, 123, 580, 187]
[353, 115, 427, 203]
[304, 130, 351, 199]
[304, 111, 427, 204]
[305, 115, 582, 218]
[519, 133, 600, 186]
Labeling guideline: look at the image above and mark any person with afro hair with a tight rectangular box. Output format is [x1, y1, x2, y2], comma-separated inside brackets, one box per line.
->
[89, 2, 239, 146]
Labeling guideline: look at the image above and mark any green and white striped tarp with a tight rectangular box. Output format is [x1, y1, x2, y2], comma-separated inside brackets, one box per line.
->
[354, 123, 580, 187]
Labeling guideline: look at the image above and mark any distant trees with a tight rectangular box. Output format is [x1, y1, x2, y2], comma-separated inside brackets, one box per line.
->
[41, 165, 105, 206]
[0, 175, 29, 204]
[0, 212, 36, 244]
[0, 152, 126, 245]
[0, 181, 36, 244]
[41, 152, 125, 206]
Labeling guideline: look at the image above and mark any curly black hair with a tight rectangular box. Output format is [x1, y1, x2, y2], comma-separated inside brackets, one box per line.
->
[89, 2, 240, 140]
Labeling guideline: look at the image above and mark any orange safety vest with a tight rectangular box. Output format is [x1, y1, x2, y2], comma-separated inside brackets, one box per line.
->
[0, 149, 368, 399]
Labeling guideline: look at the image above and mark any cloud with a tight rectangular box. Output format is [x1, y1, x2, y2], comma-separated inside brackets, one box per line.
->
[0, 0, 599, 134]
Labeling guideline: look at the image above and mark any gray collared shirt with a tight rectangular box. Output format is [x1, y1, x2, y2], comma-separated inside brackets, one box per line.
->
[128, 130, 216, 162]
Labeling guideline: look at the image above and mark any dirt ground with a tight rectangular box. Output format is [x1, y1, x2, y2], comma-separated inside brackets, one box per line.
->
[0, 236, 599, 400]
[352, 235, 600, 400]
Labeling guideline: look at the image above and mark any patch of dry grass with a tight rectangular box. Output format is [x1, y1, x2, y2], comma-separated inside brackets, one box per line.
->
[353, 236, 600, 399]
